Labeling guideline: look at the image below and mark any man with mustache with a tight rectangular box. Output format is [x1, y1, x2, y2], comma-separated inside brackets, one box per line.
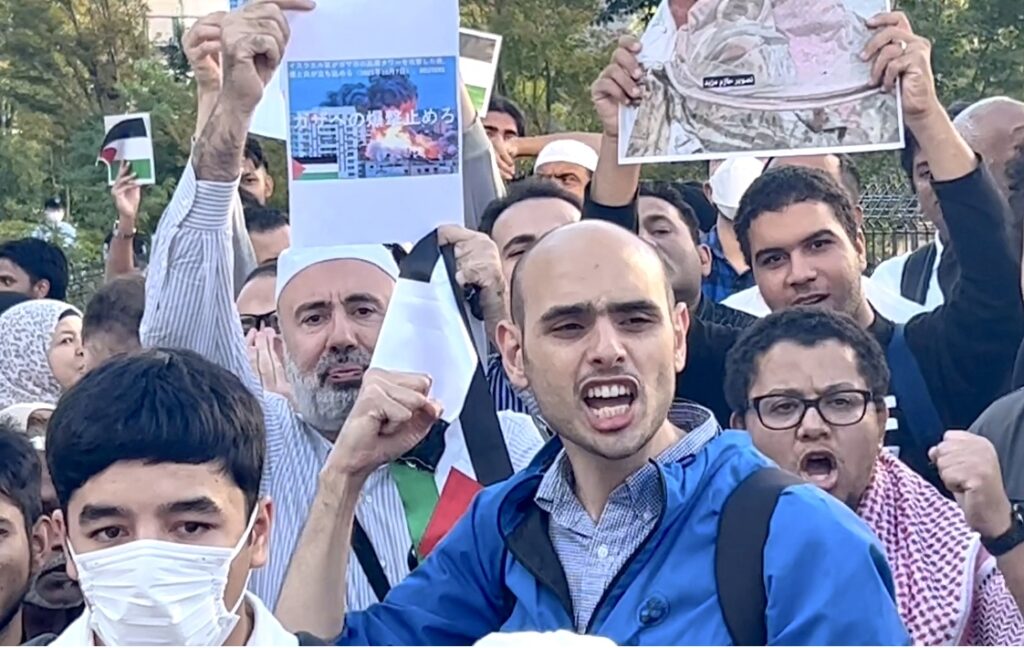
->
[141, 0, 544, 615]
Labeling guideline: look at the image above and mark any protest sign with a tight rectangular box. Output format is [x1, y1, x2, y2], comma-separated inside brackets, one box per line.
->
[283, 0, 463, 247]
[459, 29, 502, 117]
[98, 113, 156, 186]
[619, 0, 904, 164]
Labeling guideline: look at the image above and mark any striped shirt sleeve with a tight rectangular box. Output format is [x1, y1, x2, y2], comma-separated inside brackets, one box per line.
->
[140, 161, 264, 400]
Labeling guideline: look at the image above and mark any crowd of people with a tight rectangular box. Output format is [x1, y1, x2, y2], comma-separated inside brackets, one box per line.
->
[1, 0, 1024, 645]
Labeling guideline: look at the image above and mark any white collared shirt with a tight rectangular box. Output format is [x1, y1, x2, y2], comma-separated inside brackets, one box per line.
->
[721, 275, 929, 323]
[871, 238, 946, 311]
[49, 591, 299, 647]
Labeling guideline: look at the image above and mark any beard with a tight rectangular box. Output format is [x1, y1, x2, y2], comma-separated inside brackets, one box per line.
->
[285, 347, 372, 437]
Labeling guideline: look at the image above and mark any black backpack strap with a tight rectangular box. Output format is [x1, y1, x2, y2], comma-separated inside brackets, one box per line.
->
[716, 467, 803, 646]
[352, 518, 391, 602]
[900, 243, 937, 305]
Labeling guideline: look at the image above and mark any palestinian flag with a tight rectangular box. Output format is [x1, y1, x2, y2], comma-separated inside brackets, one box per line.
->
[98, 114, 155, 186]
[356, 229, 513, 600]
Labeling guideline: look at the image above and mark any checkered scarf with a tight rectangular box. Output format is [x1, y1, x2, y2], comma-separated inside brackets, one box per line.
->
[858, 452, 1024, 645]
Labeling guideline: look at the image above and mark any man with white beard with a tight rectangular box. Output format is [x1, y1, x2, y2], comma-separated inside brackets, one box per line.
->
[140, 0, 543, 616]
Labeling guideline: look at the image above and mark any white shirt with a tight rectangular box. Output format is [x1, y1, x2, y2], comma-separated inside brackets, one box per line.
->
[871, 238, 946, 311]
[49, 592, 299, 646]
[721, 275, 929, 323]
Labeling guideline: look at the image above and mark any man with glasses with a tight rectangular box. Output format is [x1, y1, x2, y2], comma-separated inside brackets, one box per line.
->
[725, 307, 1024, 645]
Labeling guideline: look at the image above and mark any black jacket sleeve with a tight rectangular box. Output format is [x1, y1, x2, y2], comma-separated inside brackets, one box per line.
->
[904, 160, 1024, 428]
[581, 184, 638, 234]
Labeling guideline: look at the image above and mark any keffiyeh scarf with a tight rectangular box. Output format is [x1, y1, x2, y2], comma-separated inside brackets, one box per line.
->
[0, 299, 79, 411]
[858, 452, 1024, 645]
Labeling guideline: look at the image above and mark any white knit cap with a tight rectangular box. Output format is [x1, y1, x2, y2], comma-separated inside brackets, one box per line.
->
[708, 156, 765, 219]
[275, 245, 400, 303]
[535, 140, 599, 172]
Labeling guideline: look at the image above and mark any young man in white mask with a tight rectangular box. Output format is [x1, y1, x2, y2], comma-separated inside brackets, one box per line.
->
[41, 349, 300, 646]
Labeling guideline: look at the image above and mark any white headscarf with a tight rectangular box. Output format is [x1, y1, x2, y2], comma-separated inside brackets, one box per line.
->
[0, 299, 81, 410]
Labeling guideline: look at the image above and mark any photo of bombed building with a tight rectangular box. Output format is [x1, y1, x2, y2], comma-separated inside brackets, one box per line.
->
[288, 58, 460, 181]
[622, 0, 902, 162]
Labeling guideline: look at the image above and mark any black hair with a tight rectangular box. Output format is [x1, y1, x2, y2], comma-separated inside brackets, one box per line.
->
[244, 205, 289, 235]
[243, 259, 278, 286]
[46, 348, 265, 514]
[900, 100, 973, 191]
[244, 135, 269, 170]
[734, 166, 859, 266]
[724, 307, 890, 417]
[1009, 140, 1024, 220]
[639, 181, 701, 247]
[479, 177, 582, 238]
[0, 421, 43, 533]
[82, 275, 145, 347]
[487, 95, 527, 137]
[0, 238, 69, 301]
[0, 291, 29, 316]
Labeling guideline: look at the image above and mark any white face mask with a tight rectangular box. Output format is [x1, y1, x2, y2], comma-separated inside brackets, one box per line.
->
[44, 208, 65, 224]
[68, 508, 258, 646]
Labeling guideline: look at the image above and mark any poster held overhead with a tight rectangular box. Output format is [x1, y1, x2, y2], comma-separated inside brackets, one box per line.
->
[458, 29, 503, 117]
[98, 113, 156, 186]
[283, 0, 464, 247]
[619, 0, 904, 164]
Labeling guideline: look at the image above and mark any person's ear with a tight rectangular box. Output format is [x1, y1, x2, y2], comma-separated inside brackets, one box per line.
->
[729, 411, 746, 431]
[248, 498, 273, 570]
[854, 228, 868, 273]
[265, 174, 275, 200]
[671, 302, 689, 373]
[496, 319, 528, 390]
[30, 515, 56, 568]
[50, 509, 78, 581]
[31, 279, 50, 300]
[698, 243, 712, 277]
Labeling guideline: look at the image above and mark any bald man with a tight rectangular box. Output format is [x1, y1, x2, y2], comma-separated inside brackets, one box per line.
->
[298, 221, 908, 645]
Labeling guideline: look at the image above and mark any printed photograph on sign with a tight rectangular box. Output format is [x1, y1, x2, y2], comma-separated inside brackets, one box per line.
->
[287, 57, 461, 182]
[619, 0, 903, 164]
[459, 29, 503, 116]
[97, 113, 155, 186]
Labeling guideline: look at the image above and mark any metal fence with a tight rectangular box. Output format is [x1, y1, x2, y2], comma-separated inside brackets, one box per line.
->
[860, 182, 934, 272]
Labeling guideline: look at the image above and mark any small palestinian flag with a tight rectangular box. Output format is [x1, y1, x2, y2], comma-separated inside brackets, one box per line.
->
[98, 113, 155, 186]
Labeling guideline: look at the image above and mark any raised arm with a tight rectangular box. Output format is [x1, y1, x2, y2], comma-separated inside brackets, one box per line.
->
[276, 369, 441, 637]
[141, 0, 309, 396]
[872, 12, 1024, 426]
[105, 162, 141, 280]
[461, 79, 506, 231]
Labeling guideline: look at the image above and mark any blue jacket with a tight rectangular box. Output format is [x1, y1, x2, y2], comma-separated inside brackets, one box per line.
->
[339, 432, 909, 645]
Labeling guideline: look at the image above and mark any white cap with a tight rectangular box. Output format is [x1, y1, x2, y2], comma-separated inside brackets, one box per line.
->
[708, 157, 764, 219]
[275, 245, 400, 303]
[534, 140, 599, 173]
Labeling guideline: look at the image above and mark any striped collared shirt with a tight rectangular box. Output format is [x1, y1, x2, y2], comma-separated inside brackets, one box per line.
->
[535, 401, 720, 632]
[141, 164, 545, 611]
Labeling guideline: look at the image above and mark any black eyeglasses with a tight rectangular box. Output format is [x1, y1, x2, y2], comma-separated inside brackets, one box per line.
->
[750, 389, 875, 431]
[240, 311, 280, 335]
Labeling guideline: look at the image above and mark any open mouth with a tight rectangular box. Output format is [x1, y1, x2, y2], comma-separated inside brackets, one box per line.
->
[799, 450, 839, 491]
[580, 377, 639, 432]
[793, 294, 829, 306]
